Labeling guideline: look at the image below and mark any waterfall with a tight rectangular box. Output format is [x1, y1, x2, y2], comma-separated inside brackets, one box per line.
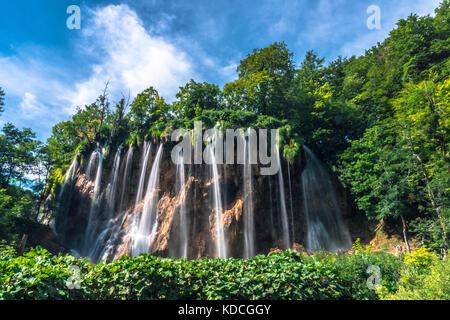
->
[98, 146, 133, 260]
[287, 163, 295, 242]
[276, 145, 291, 250]
[268, 176, 277, 242]
[59, 157, 78, 198]
[301, 145, 352, 252]
[176, 149, 188, 258]
[209, 130, 227, 258]
[89, 146, 123, 262]
[106, 147, 121, 216]
[55, 156, 79, 236]
[99, 213, 128, 261]
[243, 129, 255, 258]
[83, 147, 104, 256]
[86, 148, 98, 179]
[135, 141, 152, 207]
[118, 147, 133, 214]
[132, 144, 163, 256]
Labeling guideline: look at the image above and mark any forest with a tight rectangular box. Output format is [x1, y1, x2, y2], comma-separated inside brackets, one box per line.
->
[0, 1, 449, 300]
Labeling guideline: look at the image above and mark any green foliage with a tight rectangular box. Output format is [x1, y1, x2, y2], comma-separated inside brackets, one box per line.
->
[314, 250, 403, 300]
[379, 247, 449, 300]
[129, 87, 169, 138]
[0, 247, 405, 300]
[224, 42, 294, 117]
[0, 123, 41, 187]
[403, 246, 437, 269]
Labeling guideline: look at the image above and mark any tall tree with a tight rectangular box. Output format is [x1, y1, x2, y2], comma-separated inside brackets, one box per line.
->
[224, 42, 294, 116]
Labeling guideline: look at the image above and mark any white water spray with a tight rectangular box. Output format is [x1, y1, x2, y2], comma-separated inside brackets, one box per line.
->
[243, 129, 255, 258]
[83, 147, 104, 255]
[176, 149, 189, 258]
[132, 144, 163, 256]
[208, 130, 227, 258]
[276, 145, 291, 250]
[302, 145, 352, 252]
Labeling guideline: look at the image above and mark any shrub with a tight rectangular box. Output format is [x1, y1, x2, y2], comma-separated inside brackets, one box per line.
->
[379, 246, 449, 300]
[317, 250, 402, 300]
[0, 246, 404, 300]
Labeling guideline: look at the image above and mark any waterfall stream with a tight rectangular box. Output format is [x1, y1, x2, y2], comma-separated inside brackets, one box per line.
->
[276, 145, 291, 250]
[302, 146, 352, 252]
[135, 141, 151, 207]
[55, 156, 79, 237]
[243, 129, 255, 258]
[89, 147, 123, 262]
[287, 163, 295, 243]
[55, 140, 354, 261]
[118, 146, 133, 214]
[106, 147, 121, 216]
[208, 130, 227, 258]
[176, 149, 188, 258]
[132, 144, 163, 256]
[83, 147, 104, 256]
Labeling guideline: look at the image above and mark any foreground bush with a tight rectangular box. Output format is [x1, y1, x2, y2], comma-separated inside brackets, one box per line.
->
[0, 243, 403, 300]
[378, 247, 450, 300]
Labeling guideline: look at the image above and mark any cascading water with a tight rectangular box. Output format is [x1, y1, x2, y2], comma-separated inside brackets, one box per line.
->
[208, 130, 227, 258]
[176, 149, 188, 258]
[106, 147, 121, 216]
[55, 136, 356, 261]
[132, 144, 163, 256]
[55, 156, 79, 236]
[95, 146, 134, 261]
[276, 145, 291, 250]
[89, 147, 123, 262]
[59, 157, 79, 199]
[243, 128, 255, 258]
[118, 147, 133, 214]
[83, 147, 104, 256]
[86, 148, 99, 179]
[268, 176, 277, 242]
[135, 141, 152, 207]
[287, 163, 295, 242]
[301, 145, 352, 252]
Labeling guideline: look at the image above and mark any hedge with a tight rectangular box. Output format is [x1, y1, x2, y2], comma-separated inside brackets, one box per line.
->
[0, 244, 402, 300]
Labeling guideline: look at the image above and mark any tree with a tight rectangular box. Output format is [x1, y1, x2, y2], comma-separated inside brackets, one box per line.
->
[0, 123, 40, 187]
[174, 80, 223, 119]
[392, 75, 449, 256]
[339, 125, 417, 251]
[128, 87, 169, 138]
[224, 42, 294, 116]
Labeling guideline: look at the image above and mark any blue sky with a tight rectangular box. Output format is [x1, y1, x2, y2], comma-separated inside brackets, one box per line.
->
[0, 0, 442, 140]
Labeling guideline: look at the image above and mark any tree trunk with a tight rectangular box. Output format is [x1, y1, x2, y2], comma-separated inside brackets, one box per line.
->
[18, 234, 28, 255]
[400, 215, 411, 253]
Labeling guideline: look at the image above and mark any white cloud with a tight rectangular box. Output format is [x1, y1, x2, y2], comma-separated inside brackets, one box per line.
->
[220, 63, 238, 82]
[68, 4, 194, 107]
[0, 3, 197, 137]
[0, 54, 73, 126]
[20, 92, 48, 119]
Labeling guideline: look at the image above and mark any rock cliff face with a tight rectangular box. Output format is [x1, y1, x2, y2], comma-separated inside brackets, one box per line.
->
[54, 141, 354, 262]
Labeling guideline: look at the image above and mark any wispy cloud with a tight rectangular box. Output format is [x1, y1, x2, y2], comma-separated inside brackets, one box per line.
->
[0, 0, 443, 140]
[0, 3, 198, 137]
[68, 4, 195, 108]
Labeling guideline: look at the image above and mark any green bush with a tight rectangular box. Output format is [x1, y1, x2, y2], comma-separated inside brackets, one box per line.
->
[0, 246, 406, 300]
[378, 247, 450, 300]
[313, 250, 403, 300]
